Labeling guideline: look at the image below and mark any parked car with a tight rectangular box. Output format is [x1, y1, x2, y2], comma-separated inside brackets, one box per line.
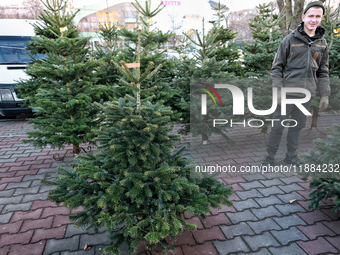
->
[0, 19, 44, 118]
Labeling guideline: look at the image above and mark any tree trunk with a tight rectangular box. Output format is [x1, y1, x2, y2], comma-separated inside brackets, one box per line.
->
[311, 107, 319, 127]
[202, 133, 208, 144]
[286, 0, 293, 31]
[277, 0, 286, 31]
[277, 0, 306, 33]
[73, 142, 80, 154]
[291, 0, 305, 30]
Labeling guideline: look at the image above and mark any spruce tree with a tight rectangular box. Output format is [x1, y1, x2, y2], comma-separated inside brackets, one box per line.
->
[320, 4, 340, 112]
[240, 2, 286, 135]
[110, 1, 179, 118]
[322, 3, 340, 77]
[209, 0, 244, 76]
[44, 27, 233, 254]
[178, 19, 237, 143]
[168, 37, 197, 132]
[91, 23, 121, 102]
[297, 4, 340, 210]
[169, 1, 248, 142]
[18, 0, 105, 154]
[26, 0, 79, 55]
[18, 0, 80, 104]
[243, 1, 285, 76]
[299, 124, 340, 212]
[169, 4, 248, 142]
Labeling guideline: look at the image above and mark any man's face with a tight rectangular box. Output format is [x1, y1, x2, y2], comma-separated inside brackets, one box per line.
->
[302, 7, 324, 33]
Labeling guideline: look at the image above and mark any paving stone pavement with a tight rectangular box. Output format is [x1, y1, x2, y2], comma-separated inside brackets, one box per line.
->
[0, 114, 340, 255]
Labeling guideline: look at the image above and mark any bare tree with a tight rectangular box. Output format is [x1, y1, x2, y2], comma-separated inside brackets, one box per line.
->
[167, 8, 182, 47]
[277, 0, 305, 32]
[0, 8, 20, 19]
[22, 0, 44, 19]
[229, 8, 256, 41]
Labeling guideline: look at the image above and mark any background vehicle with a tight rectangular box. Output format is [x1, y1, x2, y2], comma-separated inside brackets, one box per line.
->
[0, 19, 43, 118]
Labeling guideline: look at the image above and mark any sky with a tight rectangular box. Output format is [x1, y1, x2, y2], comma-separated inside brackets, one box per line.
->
[71, 0, 271, 10]
[73, 0, 273, 32]
[1, 0, 273, 32]
[2, 0, 272, 12]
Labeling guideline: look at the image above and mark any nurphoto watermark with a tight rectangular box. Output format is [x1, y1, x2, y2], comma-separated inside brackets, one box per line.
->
[189, 77, 338, 179]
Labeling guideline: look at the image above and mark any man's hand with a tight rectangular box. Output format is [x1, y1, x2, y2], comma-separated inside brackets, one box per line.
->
[319, 96, 329, 112]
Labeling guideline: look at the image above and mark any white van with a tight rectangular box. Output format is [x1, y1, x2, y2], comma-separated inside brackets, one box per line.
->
[0, 19, 43, 118]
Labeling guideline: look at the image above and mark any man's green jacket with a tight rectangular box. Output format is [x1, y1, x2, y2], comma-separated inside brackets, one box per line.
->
[271, 23, 331, 98]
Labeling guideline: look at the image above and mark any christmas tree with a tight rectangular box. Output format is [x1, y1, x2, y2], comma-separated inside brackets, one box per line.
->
[44, 27, 233, 254]
[320, 3, 340, 112]
[18, 0, 106, 154]
[165, 37, 197, 131]
[170, 0, 246, 142]
[179, 19, 237, 143]
[26, 0, 79, 55]
[322, 3, 340, 77]
[107, 1, 180, 119]
[240, 2, 286, 135]
[299, 124, 340, 212]
[243, 1, 285, 76]
[209, 0, 244, 76]
[18, 0, 80, 103]
[90, 23, 122, 102]
[297, 3, 340, 211]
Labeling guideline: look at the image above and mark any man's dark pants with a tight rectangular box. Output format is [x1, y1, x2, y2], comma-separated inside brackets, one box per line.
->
[267, 98, 312, 158]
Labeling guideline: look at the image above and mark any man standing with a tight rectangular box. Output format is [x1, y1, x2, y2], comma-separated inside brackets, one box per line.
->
[262, 1, 331, 167]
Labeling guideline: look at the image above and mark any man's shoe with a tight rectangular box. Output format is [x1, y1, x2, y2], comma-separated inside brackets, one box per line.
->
[261, 156, 274, 166]
[283, 154, 304, 166]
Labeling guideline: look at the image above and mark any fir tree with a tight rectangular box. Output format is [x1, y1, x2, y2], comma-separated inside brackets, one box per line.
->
[91, 23, 122, 102]
[18, 0, 105, 153]
[320, 4, 340, 112]
[240, 2, 286, 135]
[209, 0, 243, 76]
[26, 0, 79, 56]
[175, 18, 237, 143]
[243, 1, 285, 76]
[322, 3, 340, 77]
[169, 1, 247, 141]
[297, 3, 340, 209]
[18, 0, 80, 104]
[168, 38, 197, 130]
[299, 124, 340, 212]
[44, 28, 233, 254]
[111, 1, 179, 118]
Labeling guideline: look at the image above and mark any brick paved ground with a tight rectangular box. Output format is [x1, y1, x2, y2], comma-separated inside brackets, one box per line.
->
[0, 113, 339, 255]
